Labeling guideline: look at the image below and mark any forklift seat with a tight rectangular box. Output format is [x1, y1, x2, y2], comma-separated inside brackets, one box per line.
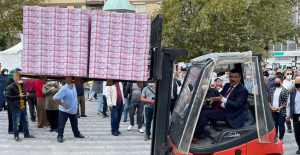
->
[210, 99, 251, 131]
[210, 120, 232, 131]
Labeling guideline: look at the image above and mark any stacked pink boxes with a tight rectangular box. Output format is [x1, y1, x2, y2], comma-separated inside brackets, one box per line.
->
[89, 11, 150, 81]
[22, 6, 89, 77]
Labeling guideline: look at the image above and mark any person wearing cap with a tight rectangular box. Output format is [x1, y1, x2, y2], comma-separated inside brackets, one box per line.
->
[213, 77, 223, 92]
[5, 71, 35, 142]
[5, 70, 23, 134]
[15, 68, 22, 72]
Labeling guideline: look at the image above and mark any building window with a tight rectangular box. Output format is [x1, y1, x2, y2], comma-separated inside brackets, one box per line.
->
[158, 2, 162, 9]
[59, 6, 67, 8]
[274, 43, 281, 51]
[133, 2, 146, 13]
[74, 6, 82, 9]
[288, 41, 297, 51]
[282, 44, 287, 51]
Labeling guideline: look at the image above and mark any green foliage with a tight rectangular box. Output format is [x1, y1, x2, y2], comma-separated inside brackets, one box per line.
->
[0, 34, 7, 51]
[154, 0, 300, 62]
[0, 0, 45, 47]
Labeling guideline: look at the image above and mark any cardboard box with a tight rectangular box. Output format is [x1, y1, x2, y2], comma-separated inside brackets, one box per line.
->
[89, 11, 150, 81]
[22, 6, 89, 77]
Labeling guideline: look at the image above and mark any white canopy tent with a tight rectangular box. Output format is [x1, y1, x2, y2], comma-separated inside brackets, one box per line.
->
[0, 42, 22, 71]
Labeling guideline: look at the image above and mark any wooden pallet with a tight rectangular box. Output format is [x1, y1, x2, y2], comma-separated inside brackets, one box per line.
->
[21, 74, 147, 87]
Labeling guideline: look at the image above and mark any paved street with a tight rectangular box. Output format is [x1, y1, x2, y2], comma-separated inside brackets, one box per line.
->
[0, 92, 151, 155]
[282, 127, 299, 155]
[0, 91, 298, 155]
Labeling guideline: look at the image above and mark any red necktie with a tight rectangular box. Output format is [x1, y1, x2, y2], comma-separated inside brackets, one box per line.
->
[214, 86, 234, 110]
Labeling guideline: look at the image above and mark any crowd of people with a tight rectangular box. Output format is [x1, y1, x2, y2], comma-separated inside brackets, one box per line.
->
[0, 65, 158, 142]
[264, 67, 300, 154]
[1, 63, 300, 154]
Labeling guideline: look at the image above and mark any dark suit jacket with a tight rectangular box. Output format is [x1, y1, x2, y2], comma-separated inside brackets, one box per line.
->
[221, 83, 248, 128]
[172, 79, 179, 100]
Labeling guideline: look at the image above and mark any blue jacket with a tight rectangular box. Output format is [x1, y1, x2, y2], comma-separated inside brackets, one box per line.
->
[266, 77, 276, 93]
[221, 83, 248, 128]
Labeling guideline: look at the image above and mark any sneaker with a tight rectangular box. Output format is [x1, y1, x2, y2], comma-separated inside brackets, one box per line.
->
[123, 119, 127, 122]
[139, 129, 144, 133]
[144, 135, 150, 141]
[287, 128, 293, 133]
[81, 115, 87, 117]
[127, 125, 133, 131]
[97, 112, 103, 115]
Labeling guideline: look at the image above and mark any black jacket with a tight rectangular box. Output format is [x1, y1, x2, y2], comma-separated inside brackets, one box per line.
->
[75, 84, 84, 96]
[5, 82, 27, 111]
[5, 78, 14, 88]
[5, 78, 14, 115]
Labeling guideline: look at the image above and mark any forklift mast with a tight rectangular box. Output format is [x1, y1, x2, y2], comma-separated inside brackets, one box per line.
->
[149, 14, 187, 155]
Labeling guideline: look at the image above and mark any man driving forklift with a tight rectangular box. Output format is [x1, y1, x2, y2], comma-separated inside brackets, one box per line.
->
[192, 69, 248, 142]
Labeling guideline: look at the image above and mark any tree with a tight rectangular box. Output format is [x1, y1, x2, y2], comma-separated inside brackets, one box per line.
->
[0, 33, 7, 51]
[0, 0, 45, 47]
[155, 0, 300, 62]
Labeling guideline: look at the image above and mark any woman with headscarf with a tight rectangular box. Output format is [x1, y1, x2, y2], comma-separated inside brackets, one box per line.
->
[42, 81, 59, 132]
[35, 79, 49, 128]
[0, 69, 8, 111]
[5, 70, 22, 134]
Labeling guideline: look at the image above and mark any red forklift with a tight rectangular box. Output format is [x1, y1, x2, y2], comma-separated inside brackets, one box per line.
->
[149, 14, 284, 155]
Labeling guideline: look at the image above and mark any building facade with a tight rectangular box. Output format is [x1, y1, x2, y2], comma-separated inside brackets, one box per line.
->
[42, 0, 162, 14]
[265, 6, 300, 69]
[267, 42, 300, 69]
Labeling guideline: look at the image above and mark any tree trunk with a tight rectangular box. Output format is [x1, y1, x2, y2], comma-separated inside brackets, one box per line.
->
[0, 14, 14, 47]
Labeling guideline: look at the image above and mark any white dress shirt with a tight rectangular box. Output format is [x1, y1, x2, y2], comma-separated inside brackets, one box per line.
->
[220, 84, 238, 108]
